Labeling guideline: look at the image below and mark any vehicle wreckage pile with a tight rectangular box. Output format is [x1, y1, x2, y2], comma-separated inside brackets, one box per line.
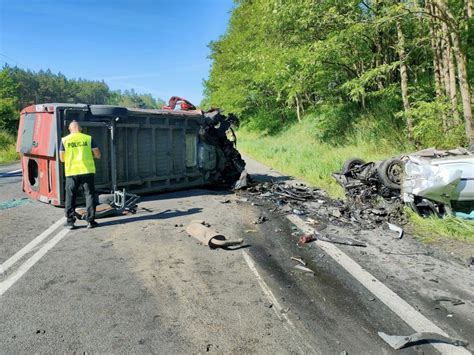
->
[236, 178, 407, 231]
[234, 146, 474, 230]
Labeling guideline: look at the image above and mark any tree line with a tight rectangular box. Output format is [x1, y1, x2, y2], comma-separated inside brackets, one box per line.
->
[204, 0, 473, 148]
[0, 66, 165, 133]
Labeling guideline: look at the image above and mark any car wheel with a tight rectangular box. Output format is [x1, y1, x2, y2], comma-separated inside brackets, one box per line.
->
[342, 158, 366, 174]
[377, 158, 404, 190]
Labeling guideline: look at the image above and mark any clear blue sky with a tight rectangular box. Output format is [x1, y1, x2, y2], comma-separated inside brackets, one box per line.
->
[0, 0, 234, 104]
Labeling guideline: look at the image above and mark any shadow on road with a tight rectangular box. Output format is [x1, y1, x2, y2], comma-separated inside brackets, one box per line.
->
[97, 208, 203, 227]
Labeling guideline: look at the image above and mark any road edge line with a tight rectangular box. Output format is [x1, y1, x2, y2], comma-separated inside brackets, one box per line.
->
[287, 214, 471, 355]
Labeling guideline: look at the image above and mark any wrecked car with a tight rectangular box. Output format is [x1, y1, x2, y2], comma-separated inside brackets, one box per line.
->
[16, 102, 245, 206]
[334, 148, 474, 218]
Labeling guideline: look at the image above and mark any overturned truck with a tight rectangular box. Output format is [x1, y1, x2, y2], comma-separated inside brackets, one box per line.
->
[16, 103, 245, 206]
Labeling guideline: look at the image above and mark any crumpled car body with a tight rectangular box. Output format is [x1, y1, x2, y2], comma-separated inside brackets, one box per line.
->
[402, 154, 474, 218]
[335, 147, 474, 218]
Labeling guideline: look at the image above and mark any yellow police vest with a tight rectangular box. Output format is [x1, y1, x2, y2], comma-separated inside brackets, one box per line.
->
[62, 133, 96, 177]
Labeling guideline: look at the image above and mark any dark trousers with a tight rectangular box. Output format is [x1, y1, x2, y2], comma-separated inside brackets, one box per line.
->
[65, 174, 96, 224]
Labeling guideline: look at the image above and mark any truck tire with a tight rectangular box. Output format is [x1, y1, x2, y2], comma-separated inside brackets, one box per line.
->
[377, 158, 404, 190]
[342, 158, 366, 173]
[90, 105, 128, 117]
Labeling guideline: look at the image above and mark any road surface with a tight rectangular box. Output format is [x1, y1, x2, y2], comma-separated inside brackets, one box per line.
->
[0, 158, 472, 354]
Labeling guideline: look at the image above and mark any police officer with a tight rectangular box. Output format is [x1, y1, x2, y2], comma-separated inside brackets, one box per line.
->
[59, 121, 101, 229]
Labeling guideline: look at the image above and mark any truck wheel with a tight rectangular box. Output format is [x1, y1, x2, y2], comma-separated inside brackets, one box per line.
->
[377, 158, 404, 190]
[342, 158, 366, 173]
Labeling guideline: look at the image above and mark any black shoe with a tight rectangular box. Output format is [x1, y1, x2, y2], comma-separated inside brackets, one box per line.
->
[87, 221, 99, 229]
[66, 223, 76, 230]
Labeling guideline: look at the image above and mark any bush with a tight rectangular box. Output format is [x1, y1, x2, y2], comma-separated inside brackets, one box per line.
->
[0, 129, 18, 163]
[407, 100, 466, 148]
[0, 98, 19, 133]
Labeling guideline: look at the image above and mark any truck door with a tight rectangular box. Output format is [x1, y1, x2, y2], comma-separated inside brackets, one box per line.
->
[16, 110, 59, 204]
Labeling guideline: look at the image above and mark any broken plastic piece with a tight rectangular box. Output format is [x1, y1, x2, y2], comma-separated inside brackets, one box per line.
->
[186, 222, 243, 248]
[387, 222, 404, 239]
[378, 331, 469, 350]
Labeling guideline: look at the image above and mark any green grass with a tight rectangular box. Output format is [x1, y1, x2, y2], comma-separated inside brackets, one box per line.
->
[0, 130, 19, 163]
[237, 120, 405, 198]
[407, 209, 474, 243]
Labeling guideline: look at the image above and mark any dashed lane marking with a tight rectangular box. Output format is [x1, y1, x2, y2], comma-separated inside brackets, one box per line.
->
[0, 218, 65, 274]
[0, 227, 70, 296]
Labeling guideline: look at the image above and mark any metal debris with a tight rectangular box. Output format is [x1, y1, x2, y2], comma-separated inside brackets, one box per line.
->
[378, 331, 469, 350]
[317, 234, 367, 247]
[186, 222, 244, 248]
[291, 256, 307, 266]
[294, 264, 315, 275]
[387, 222, 404, 239]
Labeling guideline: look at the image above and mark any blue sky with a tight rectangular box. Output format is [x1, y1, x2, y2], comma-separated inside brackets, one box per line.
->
[0, 0, 234, 104]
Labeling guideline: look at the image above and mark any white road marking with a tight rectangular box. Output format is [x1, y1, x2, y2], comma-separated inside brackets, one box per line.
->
[0, 169, 22, 177]
[242, 251, 315, 354]
[287, 214, 471, 355]
[242, 251, 292, 325]
[0, 217, 65, 274]
[0, 228, 70, 296]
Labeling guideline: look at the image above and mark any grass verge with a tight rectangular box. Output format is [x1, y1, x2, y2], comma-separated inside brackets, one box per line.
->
[407, 209, 474, 243]
[0, 130, 19, 163]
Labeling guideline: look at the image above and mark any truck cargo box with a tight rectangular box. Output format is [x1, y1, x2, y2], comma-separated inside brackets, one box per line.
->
[16, 103, 245, 206]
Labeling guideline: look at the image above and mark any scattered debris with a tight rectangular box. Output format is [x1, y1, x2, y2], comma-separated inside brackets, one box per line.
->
[76, 190, 140, 219]
[294, 264, 315, 275]
[191, 220, 211, 227]
[233, 170, 249, 190]
[186, 222, 243, 248]
[253, 215, 268, 224]
[293, 209, 305, 216]
[434, 296, 465, 306]
[291, 256, 307, 266]
[378, 331, 469, 350]
[387, 222, 404, 239]
[297, 234, 317, 246]
[317, 234, 367, 248]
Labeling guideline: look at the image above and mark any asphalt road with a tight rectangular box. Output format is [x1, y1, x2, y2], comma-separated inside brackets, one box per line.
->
[0, 158, 472, 354]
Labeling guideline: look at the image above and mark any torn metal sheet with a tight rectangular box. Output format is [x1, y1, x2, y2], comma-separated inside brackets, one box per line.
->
[378, 331, 469, 350]
[387, 222, 404, 239]
[186, 222, 243, 248]
[402, 156, 463, 206]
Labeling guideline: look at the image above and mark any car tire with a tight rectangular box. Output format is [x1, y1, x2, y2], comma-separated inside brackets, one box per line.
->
[342, 158, 366, 173]
[377, 158, 404, 190]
